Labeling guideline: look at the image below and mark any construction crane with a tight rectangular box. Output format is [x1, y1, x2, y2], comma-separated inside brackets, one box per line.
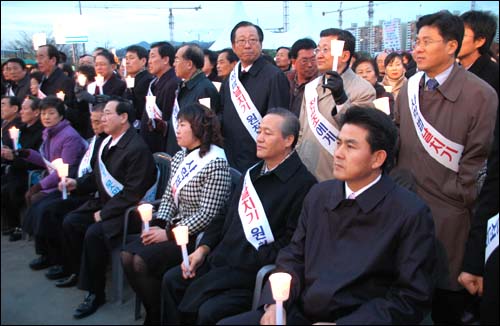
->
[322, 1, 397, 29]
[169, 5, 202, 42]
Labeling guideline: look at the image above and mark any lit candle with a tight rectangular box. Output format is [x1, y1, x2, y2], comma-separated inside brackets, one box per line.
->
[77, 73, 87, 87]
[172, 225, 190, 276]
[8, 126, 20, 150]
[269, 272, 292, 325]
[126, 75, 135, 88]
[330, 39, 345, 72]
[56, 91, 65, 101]
[52, 159, 68, 200]
[121, 58, 127, 78]
[95, 75, 104, 87]
[137, 203, 153, 232]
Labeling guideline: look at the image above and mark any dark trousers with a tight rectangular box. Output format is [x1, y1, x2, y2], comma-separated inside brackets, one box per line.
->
[1, 173, 28, 229]
[161, 264, 253, 325]
[78, 222, 112, 298]
[218, 305, 312, 325]
[62, 206, 95, 276]
[431, 288, 476, 324]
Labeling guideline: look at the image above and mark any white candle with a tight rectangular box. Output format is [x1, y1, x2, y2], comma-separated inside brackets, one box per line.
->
[56, 91, 65, 101]
[8, 126, 19, 150]
[269, 272, 292, 325]
[172, 226, 190, 276]
[384, 85, 393, 93]
[53, 159, 68, 200]
[95, 75, 104, 87]
[122, 58, 127, 78]
[137, 203, 153, 232]
[198, 97, 210, 109]
[126, 75, 135, 88]
[330, 39, 345, 72]
[77, 74, 87, 87]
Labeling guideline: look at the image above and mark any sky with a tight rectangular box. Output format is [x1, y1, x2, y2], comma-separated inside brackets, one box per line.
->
[1, 1, 499, 51]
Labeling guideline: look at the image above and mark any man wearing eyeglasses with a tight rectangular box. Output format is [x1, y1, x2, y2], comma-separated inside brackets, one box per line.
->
[218, 21, 290, 173]
[394, 11, 497, 324]
[296, 28, 376, 182]
[285, 38, 319, 118]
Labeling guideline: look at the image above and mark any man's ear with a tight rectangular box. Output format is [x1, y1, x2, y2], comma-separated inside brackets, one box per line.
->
[371, 149, 387, 170]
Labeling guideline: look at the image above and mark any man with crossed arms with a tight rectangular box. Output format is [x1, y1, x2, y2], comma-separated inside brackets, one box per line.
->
[218, 21, 290, 173]
[394, 11, 497, 323]
[161, 108, 317, 324]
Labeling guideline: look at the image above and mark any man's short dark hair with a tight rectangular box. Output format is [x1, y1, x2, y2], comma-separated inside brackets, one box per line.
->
[276, 46, 291, 59]
[113, 98, 135, 123]
[339, 107, 398, 173]
[230, 21, 264, 44]
[95, 50, 116, 65]
[267, 107, 300, 149]
[151, 41, 176, 66]
[181, 44, 205, 69]
[2, 95, 21, 110]
[219, 48, 239, 63]
[6, 58, 26, 70]
[320, 28, 356, 65]
[58, 51, 67, 64]
[461, 10, 498, 55]
[126, 45, 149, 60]
[417, 10, 464, 57]
[40, 44, 60, 63]
[290, 38, 317, 59]
[40, 95, 65, 117]
[24, 96, 41, 111]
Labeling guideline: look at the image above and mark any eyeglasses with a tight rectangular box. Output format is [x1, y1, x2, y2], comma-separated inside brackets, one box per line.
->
[412, 39, 444, 49]
[298, 57, 317, 65]
[235, 38, 260, 46]
[313, 48, 330, 56]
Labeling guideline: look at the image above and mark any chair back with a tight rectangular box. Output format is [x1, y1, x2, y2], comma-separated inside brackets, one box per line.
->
[153, 152, 172, 200]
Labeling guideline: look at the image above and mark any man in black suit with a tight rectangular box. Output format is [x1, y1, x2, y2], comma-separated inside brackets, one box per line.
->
[60, 98, 156, 319]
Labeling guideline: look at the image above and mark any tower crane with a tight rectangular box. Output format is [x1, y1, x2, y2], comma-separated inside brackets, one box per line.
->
[169, 5, 202, 42]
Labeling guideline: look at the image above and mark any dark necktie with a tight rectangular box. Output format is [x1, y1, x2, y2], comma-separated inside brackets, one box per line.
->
[95, 85, 101, 95]
[426, 78, 439, 91]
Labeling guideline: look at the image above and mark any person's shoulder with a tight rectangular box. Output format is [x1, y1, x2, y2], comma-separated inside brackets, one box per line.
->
[387, 182, 431, 218]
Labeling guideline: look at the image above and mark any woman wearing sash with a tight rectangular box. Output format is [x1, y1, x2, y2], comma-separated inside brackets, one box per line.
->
[121, 102, 231, 325]
[18, 95, 87, 270]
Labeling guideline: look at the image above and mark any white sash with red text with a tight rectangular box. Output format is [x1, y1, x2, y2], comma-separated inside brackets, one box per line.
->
[170, 145, 226, 206]
[238, 164, 274, 250]
[228, 63, 262, 141]
[407, 72, 464, 172]
[171, 88, 180, 134]
[304, 76, 339, 155]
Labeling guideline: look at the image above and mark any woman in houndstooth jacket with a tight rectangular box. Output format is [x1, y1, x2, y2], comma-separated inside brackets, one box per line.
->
[121, 103, 231, 325]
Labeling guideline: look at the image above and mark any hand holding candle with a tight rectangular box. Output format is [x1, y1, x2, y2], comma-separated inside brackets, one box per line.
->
[172, 225, 190, 276]
[77, 73, 87, 87]
[52, 158, 69, 199]
[330, 39, 345, 72]
[56, 91, 65, 101]
[138, 203, 153, 232]
[8, 126, 19, 150]
[269, 272, 292, 325]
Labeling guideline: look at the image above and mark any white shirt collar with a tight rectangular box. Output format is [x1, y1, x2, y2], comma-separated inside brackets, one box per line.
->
[108, 130, 127, 149]
[345, 174, 382, 199]
[425, 63, 454, 87]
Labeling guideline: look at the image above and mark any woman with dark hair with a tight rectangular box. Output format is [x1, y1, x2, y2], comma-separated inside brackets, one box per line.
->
[66, 65, 97, 139]
[121, 102, 231, 324]
[382, 52, 407, 100]
[352, 56, 395, 118]
[29, 71, 44, 98]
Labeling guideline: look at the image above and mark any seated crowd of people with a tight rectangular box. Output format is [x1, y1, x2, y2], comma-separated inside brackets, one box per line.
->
[1, 9, 499, 326]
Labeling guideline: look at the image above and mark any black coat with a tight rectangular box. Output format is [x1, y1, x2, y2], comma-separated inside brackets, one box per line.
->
[8, 119, 44, 175]
[139, 68, 180, 153]
[11, 73, 30, 102]
[102, 73, 127, 98]
[40, 67, 75, 108]
[123, 69, 154, 125]
[75, 127, 156, 238]
[165, 71, 220, 155]
[468, 54, 499, 97]
[178, 151, 317, 312]
[262, 174, 436, 324]
[218, 56, 290, 172]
